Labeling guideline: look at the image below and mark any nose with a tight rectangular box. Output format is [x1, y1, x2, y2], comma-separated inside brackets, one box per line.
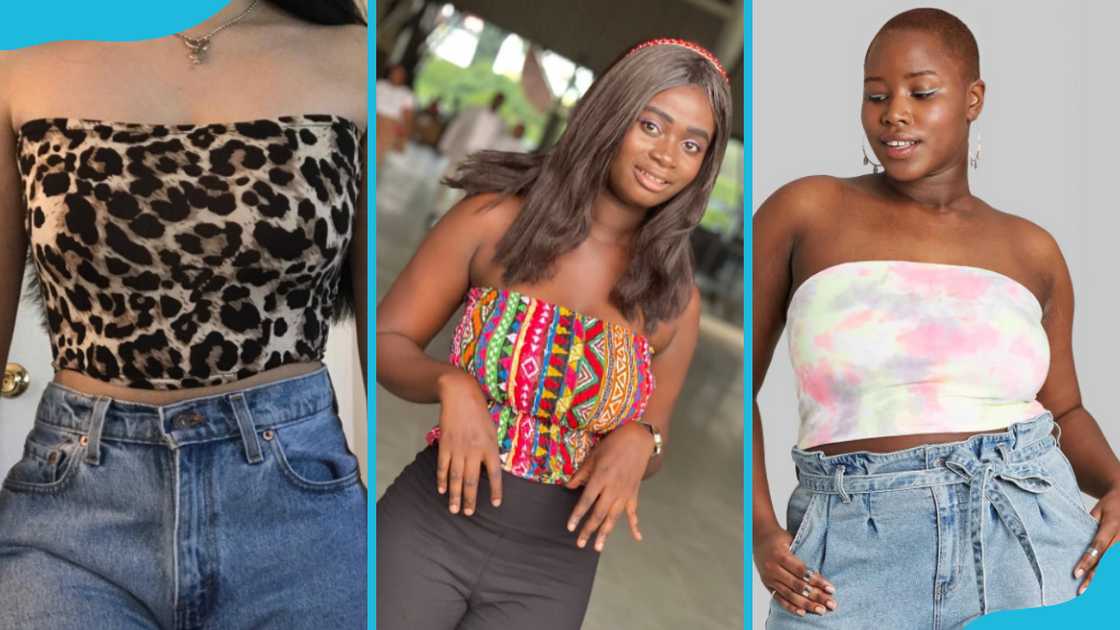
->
[650, 138, 676, 169]
[882, 94, 911, 126]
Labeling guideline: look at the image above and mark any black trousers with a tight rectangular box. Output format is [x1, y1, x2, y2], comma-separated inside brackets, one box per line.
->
[376, 445, 600, 629]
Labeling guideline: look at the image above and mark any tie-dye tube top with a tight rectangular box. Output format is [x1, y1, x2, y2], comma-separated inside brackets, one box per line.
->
[787, 260, 1049, 449]
[425, 286, 655, 484]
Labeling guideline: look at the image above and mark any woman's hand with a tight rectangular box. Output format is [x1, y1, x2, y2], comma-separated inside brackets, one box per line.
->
[435, 370, 503, 515]
[754, 524, 837, 617]
[564, 422, 654, 552]
[1074, 487, 1120, 595]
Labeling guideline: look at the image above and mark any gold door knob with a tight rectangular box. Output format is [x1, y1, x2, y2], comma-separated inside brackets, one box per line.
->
[3, 363, 30, 398]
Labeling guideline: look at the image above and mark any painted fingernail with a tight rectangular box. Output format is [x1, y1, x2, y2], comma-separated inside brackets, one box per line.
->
[438, 486, 446, 494]
[827, 600, 837, 610]
[595, 540, 604, 552]
[797, 609, 806, 617]
[450, 503, 458, 513]
[825, 585, 836, 594]
[1074, 568, 1085, 579]
[1079, 584, 1087, 596]
[567, 522, 576, 531]
[577, 538, 586, 548]
[464, 508, 474, 516]
[492, 499, 501, 507]
[815, 606, 826, 615]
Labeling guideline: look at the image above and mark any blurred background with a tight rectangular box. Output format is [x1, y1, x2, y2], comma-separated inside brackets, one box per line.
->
[374, 1, 745, 628]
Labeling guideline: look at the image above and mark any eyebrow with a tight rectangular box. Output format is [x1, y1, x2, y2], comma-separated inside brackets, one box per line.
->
[864, 69, 940, 83]
[643, 105, 711, 142]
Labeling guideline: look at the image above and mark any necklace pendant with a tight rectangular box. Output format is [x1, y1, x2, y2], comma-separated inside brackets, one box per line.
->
[180, 36, 210, 65]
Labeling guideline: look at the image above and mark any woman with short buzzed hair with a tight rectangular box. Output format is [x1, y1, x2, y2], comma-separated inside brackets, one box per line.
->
[753, 7, 1120, 628]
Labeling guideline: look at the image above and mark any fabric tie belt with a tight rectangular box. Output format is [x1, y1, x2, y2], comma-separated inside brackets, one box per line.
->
[797, 442, 1055, 613]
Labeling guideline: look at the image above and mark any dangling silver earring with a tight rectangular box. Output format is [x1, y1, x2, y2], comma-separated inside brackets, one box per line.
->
[861, 143, 883, 174]
[969, 133, 982, 169]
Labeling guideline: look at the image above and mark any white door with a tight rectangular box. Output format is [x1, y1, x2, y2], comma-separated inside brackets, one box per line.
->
[0, 271, 54, 479]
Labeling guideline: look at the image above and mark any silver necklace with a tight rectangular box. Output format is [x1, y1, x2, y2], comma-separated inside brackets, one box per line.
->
[173, 0, 260, 66]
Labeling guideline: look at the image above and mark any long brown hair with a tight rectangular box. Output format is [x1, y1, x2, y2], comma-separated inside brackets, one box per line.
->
[446, 42, 733, 330]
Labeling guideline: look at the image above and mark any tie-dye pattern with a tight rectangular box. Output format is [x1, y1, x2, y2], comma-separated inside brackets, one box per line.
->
[787, 261, 1049, 449]
[425, 287, 655, 484]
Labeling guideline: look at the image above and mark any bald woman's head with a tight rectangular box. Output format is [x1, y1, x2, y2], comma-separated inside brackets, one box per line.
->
[867, 8, 980, 83]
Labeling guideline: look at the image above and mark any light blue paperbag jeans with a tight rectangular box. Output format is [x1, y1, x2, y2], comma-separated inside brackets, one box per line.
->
[767, 413, 1097, 630]
[0, 366, 366, 629]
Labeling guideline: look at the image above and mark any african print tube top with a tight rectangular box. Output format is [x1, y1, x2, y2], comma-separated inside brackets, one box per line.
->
[425, 286, 656, 484]
[787, 260, 1049, 449]
[19, 114, 363, 390]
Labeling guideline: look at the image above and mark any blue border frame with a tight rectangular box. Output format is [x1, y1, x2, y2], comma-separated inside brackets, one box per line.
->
[743, 2, 754, 628]
[2, 2, 1115, 629]
[367, 5, 378, 629]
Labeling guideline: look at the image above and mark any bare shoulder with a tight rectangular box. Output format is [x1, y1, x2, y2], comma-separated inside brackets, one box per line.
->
[986, 204, 1063, 261]
[0, 42, 85, 128]
[322, 22, 367, 71]
[754, 174, 848, 247]
[983, 203, 1067, 296]
[441, 192, 522, 240]
[650, 284, 701, 352]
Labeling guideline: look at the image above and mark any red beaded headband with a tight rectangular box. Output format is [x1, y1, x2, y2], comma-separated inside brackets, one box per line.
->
[624, 37, 730, 82]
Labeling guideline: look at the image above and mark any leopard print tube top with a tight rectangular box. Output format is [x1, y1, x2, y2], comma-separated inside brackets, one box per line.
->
[425, 287, 656, 484]
[18, 114, 363, 390]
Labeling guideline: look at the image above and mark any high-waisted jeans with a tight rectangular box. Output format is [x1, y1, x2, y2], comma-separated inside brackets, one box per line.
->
[0, 366, 366, 629]
[766, 413, 1097, 630]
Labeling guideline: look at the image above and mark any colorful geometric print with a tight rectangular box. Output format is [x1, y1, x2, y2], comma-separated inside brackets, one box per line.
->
[428, 286, 655, 484]
[787, 260, 1050, 449]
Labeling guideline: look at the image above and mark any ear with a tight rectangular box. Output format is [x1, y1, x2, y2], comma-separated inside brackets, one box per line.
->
[965, 79, 986, 122]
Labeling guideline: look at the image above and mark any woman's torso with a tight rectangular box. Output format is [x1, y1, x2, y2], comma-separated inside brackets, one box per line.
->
[5, 11, 366, 405]
[785, 175, 1054, 455]
[438, 196, 669, 483]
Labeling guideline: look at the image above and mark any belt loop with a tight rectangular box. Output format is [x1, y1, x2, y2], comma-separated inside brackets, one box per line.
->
[834, 464, 851, 503]
[325, 368, 340, 416]
[996, 443, 1010, 462]
[230, 392, 263, 465]
[83, 396, 111, 465]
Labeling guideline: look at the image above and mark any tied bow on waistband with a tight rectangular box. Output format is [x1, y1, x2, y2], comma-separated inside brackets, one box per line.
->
[942, 444, 1053, 613]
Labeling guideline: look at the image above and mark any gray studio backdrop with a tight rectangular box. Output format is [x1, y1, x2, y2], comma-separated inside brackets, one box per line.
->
[752, 1, 1120, 626]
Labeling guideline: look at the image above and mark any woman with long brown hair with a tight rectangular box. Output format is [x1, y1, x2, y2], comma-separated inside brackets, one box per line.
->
[376, 38, 733, 629]
[0, 1, 368, 627]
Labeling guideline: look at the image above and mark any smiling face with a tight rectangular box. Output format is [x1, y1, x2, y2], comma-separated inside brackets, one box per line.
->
[607, 85, 716, 210]
[861, 29, 984, 182]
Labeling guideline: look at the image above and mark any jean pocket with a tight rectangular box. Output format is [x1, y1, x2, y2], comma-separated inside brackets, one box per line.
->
[787, 487, 822, 556]
[265, 408, 361, 493]
[2, 423, 83, 494]
[1044, 447, 1100, 534]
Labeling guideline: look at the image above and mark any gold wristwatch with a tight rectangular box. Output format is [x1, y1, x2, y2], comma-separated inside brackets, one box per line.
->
[636, 420, 663, 457]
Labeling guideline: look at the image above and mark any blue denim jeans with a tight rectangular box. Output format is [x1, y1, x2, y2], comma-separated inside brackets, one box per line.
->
[0, 366, 366, 629]
[766, 413, 1097, 630]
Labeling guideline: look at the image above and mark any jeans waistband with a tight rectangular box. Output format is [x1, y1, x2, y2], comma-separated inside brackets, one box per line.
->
[35, 366, 337, 451]
[790, 412, 1057, 497]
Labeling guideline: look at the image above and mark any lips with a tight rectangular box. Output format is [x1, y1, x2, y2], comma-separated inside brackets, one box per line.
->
[634, 165, 670, 193]
[880, 137, 921, 160]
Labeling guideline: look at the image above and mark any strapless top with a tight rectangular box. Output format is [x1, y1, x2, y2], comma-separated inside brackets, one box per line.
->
[18, 114, 363, 389]
[426, 286, 656, 484]
[786, 260, 1050, 449]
